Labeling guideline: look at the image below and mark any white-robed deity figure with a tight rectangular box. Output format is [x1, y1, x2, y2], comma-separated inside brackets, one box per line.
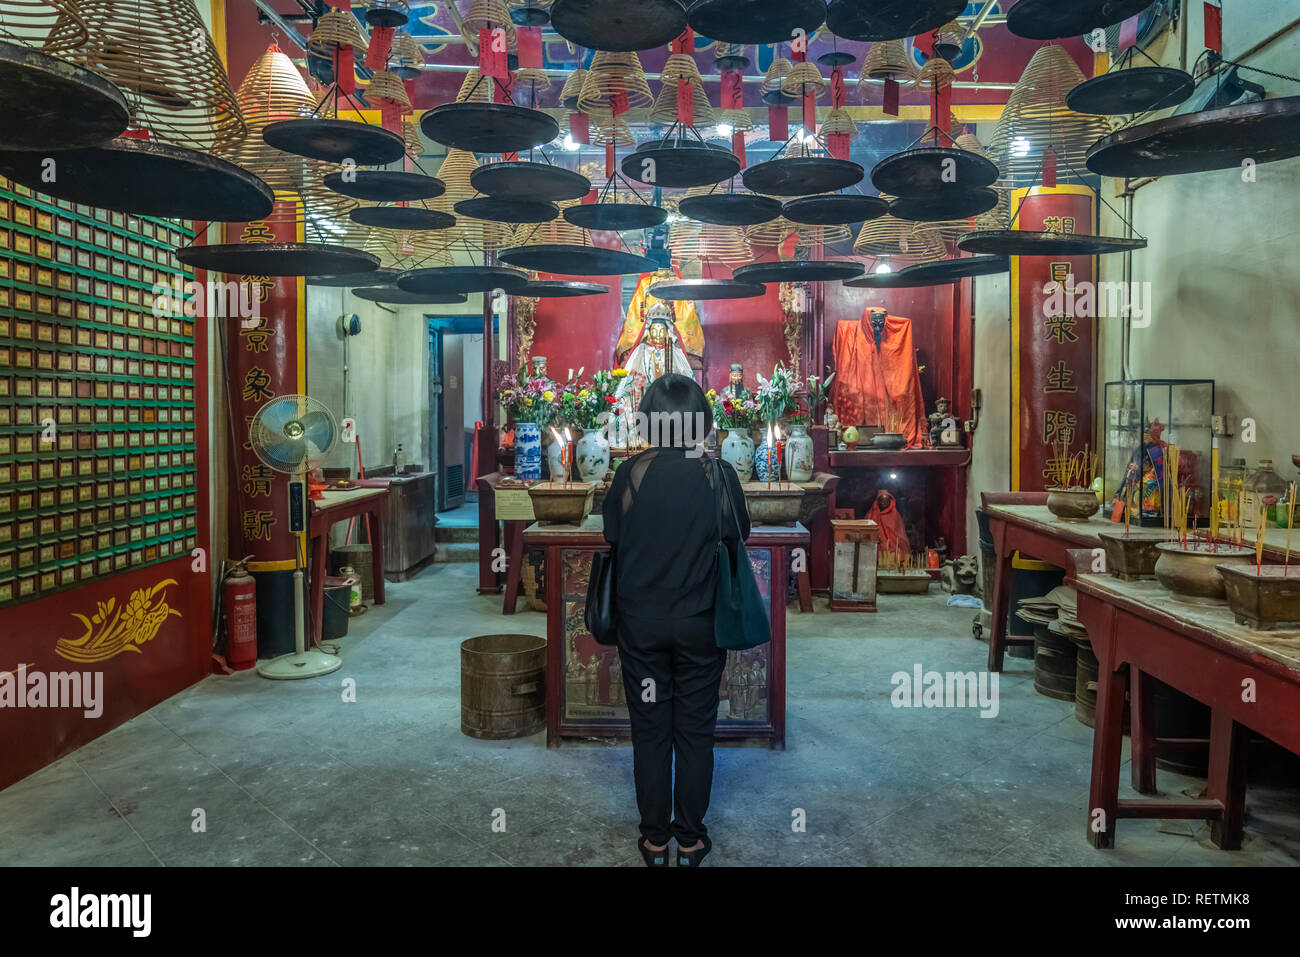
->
[611, 302, 692, 448]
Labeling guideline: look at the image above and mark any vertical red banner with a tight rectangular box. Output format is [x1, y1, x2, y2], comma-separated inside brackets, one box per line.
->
[1010, 187, 1097, 491]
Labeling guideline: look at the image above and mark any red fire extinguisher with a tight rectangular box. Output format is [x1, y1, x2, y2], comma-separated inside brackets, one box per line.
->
[224, 559, 258, 671]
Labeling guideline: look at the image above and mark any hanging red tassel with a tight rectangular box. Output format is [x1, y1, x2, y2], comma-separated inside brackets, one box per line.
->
[671, 27, 694, 54]
[335, 46, 355, 94]
[769, 105, 788, 142]
[828, 133, 850, 161]
[366, 25, 394, 70]
[569, 112, 590, 144]
[732, 130, 747, 168]
[379, 99, 402, 133]
[803, 88, 817, 135]
[831, 67, 845, 109]
[479, 27, 507, 79]
[605, 142, 616, 179]
[518, 26, 543, 69]
[721, 70, 743, 110]
[1204, 2, 1222, 53]
[677, 78, 694, 126]
[1042, 149, 1058, 188]
[883, 78, 900, 116]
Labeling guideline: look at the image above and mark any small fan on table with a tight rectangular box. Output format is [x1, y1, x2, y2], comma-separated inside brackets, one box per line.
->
[248, 394, 342, 680]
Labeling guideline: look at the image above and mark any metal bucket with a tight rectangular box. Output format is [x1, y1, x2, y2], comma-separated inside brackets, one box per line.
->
[460, 634, 547, 740]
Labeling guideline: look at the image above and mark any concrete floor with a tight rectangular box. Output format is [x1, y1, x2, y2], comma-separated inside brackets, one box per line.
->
[3, 563, 1298, 867]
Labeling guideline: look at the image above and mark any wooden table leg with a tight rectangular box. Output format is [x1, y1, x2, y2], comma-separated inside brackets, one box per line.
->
[1088, 662, 1127, 849]
[1130, 667, 1157, 795]
[988, 521, 1013, 672]
[796, 567, 813, 613]
[369, 505, 386, 606]
[309, 532, 327, 645]
[1207, 708, 1248, 850]
[503, 520, 525, 615]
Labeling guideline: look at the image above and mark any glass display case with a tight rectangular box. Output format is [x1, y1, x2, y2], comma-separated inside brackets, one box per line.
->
[1103, 379, 1215, 528]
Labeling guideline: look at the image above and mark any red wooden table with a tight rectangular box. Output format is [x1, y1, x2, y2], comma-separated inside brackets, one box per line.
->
[524, 516, 806, 749]
[1072, 560, 1300, 850]
[309, 487, 388, 642]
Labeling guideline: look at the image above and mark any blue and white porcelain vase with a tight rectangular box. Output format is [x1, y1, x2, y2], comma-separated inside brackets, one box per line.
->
[721, 429, 755, 482]
[783, 424, 814, 482]
[754, 436, 781, 483]
[515, 422, 542, 481]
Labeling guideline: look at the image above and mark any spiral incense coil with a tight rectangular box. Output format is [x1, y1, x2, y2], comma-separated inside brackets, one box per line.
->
[401, 114, 423, 153]
[913, 55, 955, 94]
[716, 108, 755, 135]
[745, 215, 798, 250]
[760, 56, 793, 100]
[781, 61, 826, 99]
[461, 0, 516, 45]
[68, 0, 246, 150]
[0, 0, 88, 53]
[310, 7, 368, 53]
[390, 32, 422, 70]
[989, 44, 1109, 187]
[649, 78, 715, 126]
[933, 20, 964, 57]
[670, 219, 752, 267]
[508, 0, 554, 11]
[512, 197, 588, 247]
[791, 220, 851, 249]
[578, 50, 653, 119]
[854, 197, 946, 264]
[859, 39, 916, 85]
[589, 114, 636, 148]
[435, 148, 511, 254]
[455, 68, 492, 103]
[956, 131, 1010, 230]
[515, 68, 552, 95]
[366, 70, 411, 110]
[820, 107, 857, 139]
[559, 68, 587, 110]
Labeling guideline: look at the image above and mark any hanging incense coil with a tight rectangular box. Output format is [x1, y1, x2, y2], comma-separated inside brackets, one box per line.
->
[932, 20, 964, 60]
[781, 61, 826, 99]
[791, 220, 851, 250]
[988, 44, 1110, 187]
[649, 67, 715, 126]
[461, 0, 516, 45]
[589, 114, 636, 148]
[745, 215, 798, 250]
[559, 68, 587, 110]
[511, 197, 589, 248]
[956, 131, 1010, 230]
[821, 108, 857, 140]
[366, 70, 411, 111]
[760, 56, 794, 103]
[859, 40, 916, 85]
[578, 51, 652, 119]
[401, 114, 423, 153]
[457, 68, 492, 102]
[670, 219, 753, 267]
[853, 197, 947, 265]
[913, 55, 955, 94]
[310, 7, 368, 53]
[67, 0, 246, 151]
[515, 67, 552, 96]
[390, 32, 423, 73]
[0, 0, 88, 53]
[435, 148, 509, 254]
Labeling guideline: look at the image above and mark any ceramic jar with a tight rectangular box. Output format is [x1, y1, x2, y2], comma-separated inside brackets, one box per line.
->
[546, 434, 568, 482]
[575, 428, 611, 483]
[783, 424, 814, 482]
[754, 437, 781, 483]
[721, 429, 755, 482]
[515, 422, 542, 481]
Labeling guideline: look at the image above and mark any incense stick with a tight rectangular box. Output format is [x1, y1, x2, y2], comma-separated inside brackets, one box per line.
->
[1286, 482, 1296, 578]
[1256, 507, 1267, 575]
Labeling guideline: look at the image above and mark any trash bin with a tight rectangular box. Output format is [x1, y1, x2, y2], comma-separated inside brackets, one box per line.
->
[322, 575, 353, 641]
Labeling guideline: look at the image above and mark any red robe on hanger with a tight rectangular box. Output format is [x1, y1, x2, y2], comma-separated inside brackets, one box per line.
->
[831, 311, 927, 448]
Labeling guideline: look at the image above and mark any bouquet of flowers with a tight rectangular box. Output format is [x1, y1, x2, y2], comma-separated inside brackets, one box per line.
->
[707, 387, 759, 431]
[805, 369, 836, 420]
[555, 368, 622, 430]
[754, 362, 805, 426]
[496, 372, 556, 427]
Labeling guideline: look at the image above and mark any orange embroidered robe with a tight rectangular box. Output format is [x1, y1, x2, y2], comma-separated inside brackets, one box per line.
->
[831, 311, 927, 448]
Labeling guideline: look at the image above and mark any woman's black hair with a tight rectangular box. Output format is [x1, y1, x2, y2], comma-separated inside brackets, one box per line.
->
[637, 373, 713, 448]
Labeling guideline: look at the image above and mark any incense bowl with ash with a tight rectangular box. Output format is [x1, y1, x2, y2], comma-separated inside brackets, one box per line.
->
[1219, 564, 1300, 630]
[1154, 540, 1253, 604]
[1046, 487, 1100, 523]
[1097, 529, 1165, 580]
[527, 481, 597, 526]
[742, 482, 804, 526]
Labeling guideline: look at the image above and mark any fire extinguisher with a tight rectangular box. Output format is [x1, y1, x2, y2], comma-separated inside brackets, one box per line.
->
[224, 559, 258, 671]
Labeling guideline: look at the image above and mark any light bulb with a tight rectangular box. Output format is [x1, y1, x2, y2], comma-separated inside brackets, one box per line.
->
[563, 134, 579, 151]
[874, 262, 893, 274]
[716, 123, 733, 138]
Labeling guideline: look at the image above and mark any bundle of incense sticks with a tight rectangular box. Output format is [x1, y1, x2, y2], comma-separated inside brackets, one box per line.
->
[1049, 442, 1096, 489]
[1287, 482, 1297, 577]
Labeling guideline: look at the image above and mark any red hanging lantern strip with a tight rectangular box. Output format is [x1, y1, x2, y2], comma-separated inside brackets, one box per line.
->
[828, 71, 849, 160]
[733, 130, 747, 168]
[769, 105, 788, 142]
[831, 66, 846, 109]
[803, 88, 817, 135]
[479, 26, 508, 79]
[930, 75, 953, 139]
[677, 78, 694, 126]
[606, 141, 616, 179]
[518, 26, 543, 69]
[335, 46, 356, 95]
[366, 25, 395, 70]
[569, 112, 590, 144]
[883, 77, 900, 117]
[721, 70, 743, 109]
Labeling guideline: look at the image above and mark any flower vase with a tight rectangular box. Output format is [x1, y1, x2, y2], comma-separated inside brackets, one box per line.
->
[575, 428, 611, 483]
[515, 422, 542, 481]
[754, 438, 781, 483]
[546, 434, 568, 482]
[721, 429, 755, 482]
[784, 424, 814, 482]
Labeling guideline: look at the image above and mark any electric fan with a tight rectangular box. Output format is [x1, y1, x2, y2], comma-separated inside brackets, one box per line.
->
[248, 394, 342, 680]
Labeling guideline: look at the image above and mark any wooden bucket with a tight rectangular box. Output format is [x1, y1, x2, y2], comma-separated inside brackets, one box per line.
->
[1074, 640, 1099, 727]
[460, 634, 547, 740]
[1032, 617, 1077, 702]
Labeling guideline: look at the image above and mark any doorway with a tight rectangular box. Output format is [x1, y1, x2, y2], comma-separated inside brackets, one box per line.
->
[429, 318, 485, 514]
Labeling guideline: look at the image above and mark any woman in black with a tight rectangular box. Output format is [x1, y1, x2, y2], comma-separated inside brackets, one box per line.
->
[602, 373, 750, 867]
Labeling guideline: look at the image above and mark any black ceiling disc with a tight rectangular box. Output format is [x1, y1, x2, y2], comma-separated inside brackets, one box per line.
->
[1085, 95, 1300, 178]
[551, 0, 687, 52]
[818, 51, 856, 67]
[1006, 0, 1153, 40]
[500, 243, 659, 276]
[471, 161, 592, 201]
[515, 280, 610, 298]
[679, 193, 783, 226]
[352, 286, 468, 305]
[350, 206, 457, 230]
[871, 146, 1000, 195]
[844, 270, 915, 288]
[648, 278, 768, 301]
[622, 140, 741, 189]
[564, 203, 668, 230]
[686, 0, 827, 45]
[309, 268, 402, 288]
[733, 259, 865, 284]
[0, 138, 274, 221]
[825, 0, 967, 41]
[365, 7, 409, 28]
[455, 196, 558, 223]
[716, 52, 752, 70]
[783, 194, 888, 225]
[897, 256, 1010, 285]
[0, 40, 129, 151]
[177, 243, 381, 277]
[957, 230, 1148, 256]
[510, 6, 551, 25]
[397, 265, 530, 295]
[263, 117, 406, 166]
[743, 157, 865, 196]
[1066, 67, 1195, 116]
[762, 87, 797, 106]
[324, 170, 446, 202]
[420, 102, 560, 154]
[889, 188, 999, 222]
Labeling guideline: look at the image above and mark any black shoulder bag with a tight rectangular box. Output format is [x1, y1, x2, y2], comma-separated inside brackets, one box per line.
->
[710, 458, 771, 650]
[587, 465, 642, 646]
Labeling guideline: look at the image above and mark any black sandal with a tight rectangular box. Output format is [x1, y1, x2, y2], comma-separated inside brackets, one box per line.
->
[638, 838, 671, 867]
[676, 834, 712, 867]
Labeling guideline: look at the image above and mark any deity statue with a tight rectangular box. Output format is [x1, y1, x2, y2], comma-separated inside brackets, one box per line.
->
[929, 396, 960, 447]
[722, 362, 751, 401]
[612, 302, 692, 448]
[615, 268, 706, 371]
[529, 355, 553, 390]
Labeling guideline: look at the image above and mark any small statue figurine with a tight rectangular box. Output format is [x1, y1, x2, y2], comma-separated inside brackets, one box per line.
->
[929, 396, 961, 447]
[529, 355, 553, 390]
[722, 362, 751, 401]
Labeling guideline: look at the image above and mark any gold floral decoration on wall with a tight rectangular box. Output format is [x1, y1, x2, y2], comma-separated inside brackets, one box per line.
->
[55, 579, 182, 664]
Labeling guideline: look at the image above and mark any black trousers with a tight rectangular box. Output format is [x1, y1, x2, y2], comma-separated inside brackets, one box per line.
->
[616, 610, 728, 846]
